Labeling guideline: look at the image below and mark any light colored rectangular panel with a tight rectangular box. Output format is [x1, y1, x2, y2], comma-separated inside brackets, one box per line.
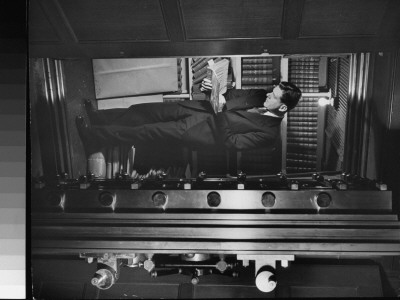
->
[0, 255, 25, 270]
[0, 193, 25, 208]
[0, 178, 25, 193]
[98, 94, 163, 110]
[0, 209, 25, 224]
[0, 239, 24, 255]
[0, 225, 25, 239]
[0, 146, 25, 162]
[0, 131, 25, 146]
[0, 271, 25, 285]
[93, 58, 178, 99]
[0, 115, 25, 131]
[0, 162, 25, 177]
[0, 84, 25, 100]
[0, 285, 25, 299]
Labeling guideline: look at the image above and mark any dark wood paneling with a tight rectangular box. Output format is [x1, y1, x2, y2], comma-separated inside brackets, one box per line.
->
[281, 0, 305, 39]
[28, 0, 400, 57]
[181, 0, 284, 40]
[160, 0, 185, 42]
[58, 0, 169, 42]
[379, 0, 400, 38]
[29, 0, 60, 42]
[300, 0, 389, 37]
[29, 37, 400, 59]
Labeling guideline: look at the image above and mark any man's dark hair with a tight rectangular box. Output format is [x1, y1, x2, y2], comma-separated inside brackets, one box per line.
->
[279, 81, 302, 111]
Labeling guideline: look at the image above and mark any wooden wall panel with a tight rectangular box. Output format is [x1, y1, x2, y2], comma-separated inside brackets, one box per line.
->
[181, 0, 284, 40]
[300, 0, 389, 37]
[58, 0, 169, 42]
[28, 0, 400, 58]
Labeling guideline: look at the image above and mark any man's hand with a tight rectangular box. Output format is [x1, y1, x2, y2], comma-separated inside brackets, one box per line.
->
[218, 93, 226, 112]
[200, 78, 212, 92]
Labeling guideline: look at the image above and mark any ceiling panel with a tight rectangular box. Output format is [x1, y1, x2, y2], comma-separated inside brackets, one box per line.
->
[58, 0, 169, 42]
[300, 0, 389, 37]
[181, 0, 284, 40]
[29, 1, 60, 42]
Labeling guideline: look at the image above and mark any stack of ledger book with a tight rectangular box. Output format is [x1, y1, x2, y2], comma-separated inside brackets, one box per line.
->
[241, 57, 279, 90]
[288, 57, 320, 93]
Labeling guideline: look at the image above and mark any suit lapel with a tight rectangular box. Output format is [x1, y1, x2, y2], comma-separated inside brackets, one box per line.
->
[233, 110, 282, 128]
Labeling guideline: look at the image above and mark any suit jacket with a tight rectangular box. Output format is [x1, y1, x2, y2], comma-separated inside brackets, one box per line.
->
[179, 88, 282, 150]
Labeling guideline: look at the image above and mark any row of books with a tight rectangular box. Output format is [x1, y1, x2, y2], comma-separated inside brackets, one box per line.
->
[287, 166, 316, 172]
[285, 92, 320, 173]
[289, 57, 321, 93]
[241, 56, 280, 91]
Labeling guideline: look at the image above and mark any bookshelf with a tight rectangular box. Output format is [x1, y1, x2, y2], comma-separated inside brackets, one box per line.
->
[286, 56, 330, 173]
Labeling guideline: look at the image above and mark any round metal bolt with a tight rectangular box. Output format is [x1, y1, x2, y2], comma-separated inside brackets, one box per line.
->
[281, 260, 289, 268]
[152, 191, 167, 207]
[143, 259, 155, 272]
[316, 192, 332, 208]
[256, 270, 277, 293]
[261, 192, 276, 208]
[207, 192, 221, 207]
[216, 260, 228, 273]
[47, 192, 65, 208]
[191, 276, 199, 285]
[99, 192, 115, 207]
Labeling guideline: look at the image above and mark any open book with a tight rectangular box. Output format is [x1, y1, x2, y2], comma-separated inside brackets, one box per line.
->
[207, 58, 230, 113]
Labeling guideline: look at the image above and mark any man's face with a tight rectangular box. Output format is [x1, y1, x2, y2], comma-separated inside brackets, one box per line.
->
[263, 85, 286, 112]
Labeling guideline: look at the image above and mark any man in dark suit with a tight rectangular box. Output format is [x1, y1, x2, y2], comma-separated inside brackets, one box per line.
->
[76, 81, 301, 154]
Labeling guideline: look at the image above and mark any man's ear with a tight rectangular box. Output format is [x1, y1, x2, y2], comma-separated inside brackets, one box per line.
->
[278, 104, 287, 112]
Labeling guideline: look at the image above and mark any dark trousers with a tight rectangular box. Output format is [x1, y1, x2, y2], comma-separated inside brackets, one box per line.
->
[90, 102, 216, 148]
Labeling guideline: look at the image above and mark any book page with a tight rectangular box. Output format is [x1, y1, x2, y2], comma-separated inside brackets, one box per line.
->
[208, 58, 229, 113]
[210, 70, 220, 114]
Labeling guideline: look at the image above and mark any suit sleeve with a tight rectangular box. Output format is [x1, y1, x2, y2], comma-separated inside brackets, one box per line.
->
[224, 88, 264, 100]
[224, 89, 266, 111]
[216, 114, 278, 150]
